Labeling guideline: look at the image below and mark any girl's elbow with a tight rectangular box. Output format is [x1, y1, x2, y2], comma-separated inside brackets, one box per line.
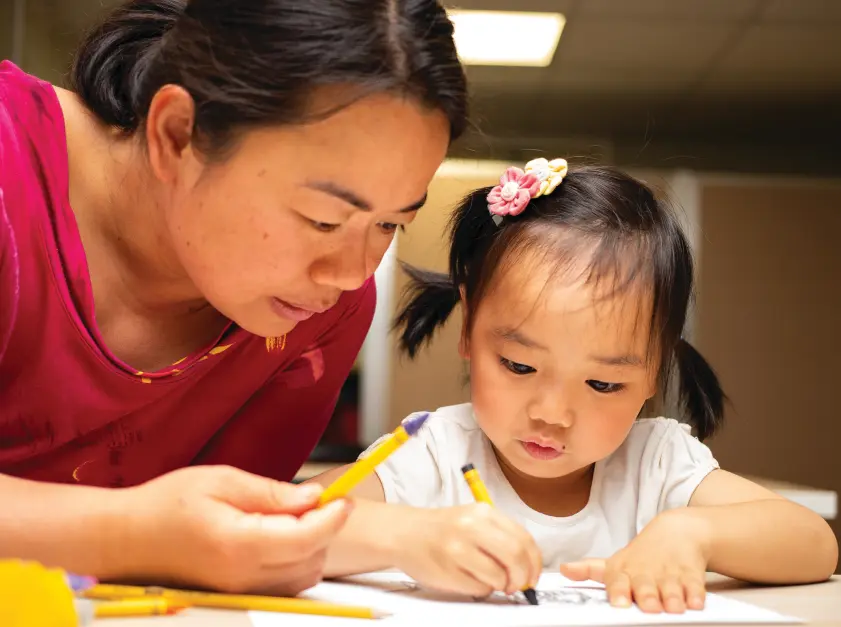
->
[818, 525, 839, 580]
[806, 516, 838, 581]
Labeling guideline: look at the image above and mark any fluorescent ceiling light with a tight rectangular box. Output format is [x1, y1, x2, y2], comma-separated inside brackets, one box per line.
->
[448, 10, 565, 67]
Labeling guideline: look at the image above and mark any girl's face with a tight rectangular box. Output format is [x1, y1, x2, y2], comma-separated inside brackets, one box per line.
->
[462, 253, 658, 482]
[152, 89, 450, 337]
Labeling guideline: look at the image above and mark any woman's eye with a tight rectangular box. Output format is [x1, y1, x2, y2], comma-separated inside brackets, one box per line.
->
[310, 220, 340, 233]
[587, 380, 625, 394]
[499, 356, 536, 376]
[378, 222, 404, 234]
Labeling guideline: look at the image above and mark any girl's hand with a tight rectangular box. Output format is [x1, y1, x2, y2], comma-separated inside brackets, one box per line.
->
[119, 465, 352, 595]
[560, 510, 710, 614]
[394, 503, 542, 598]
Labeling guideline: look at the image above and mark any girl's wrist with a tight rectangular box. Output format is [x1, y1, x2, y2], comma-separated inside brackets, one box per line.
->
[655, 507, 715, 562]
[387, 506, 430, 571]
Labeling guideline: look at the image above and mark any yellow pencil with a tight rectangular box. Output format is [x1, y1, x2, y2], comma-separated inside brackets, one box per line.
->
[319, 412, 430, 505]
[461, 463, 540, 606]
[83, 585, 388, 619]
[94, 598, 186, 618]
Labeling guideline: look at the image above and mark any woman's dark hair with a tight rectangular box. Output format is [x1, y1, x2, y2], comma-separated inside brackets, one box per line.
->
[395, 166, 726, 440]
[70, 0, 467, 155]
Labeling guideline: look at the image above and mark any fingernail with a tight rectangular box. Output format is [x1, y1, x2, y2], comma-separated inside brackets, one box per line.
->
[612, 595, 630, 607]
[298, 484, 323, 500]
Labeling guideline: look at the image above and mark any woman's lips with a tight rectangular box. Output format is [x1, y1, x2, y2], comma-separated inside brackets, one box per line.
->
[270, 298, 318, 322]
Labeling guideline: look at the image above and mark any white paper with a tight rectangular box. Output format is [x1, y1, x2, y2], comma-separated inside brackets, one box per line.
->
[250, 572, 802, 626]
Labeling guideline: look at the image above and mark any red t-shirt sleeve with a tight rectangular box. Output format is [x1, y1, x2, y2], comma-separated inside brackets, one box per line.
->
[194, 278, 377, 481]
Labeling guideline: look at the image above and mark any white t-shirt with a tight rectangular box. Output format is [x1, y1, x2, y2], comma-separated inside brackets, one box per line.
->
[365, 403, 719, 569]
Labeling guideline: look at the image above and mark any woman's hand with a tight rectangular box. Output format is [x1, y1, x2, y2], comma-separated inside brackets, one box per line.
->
[393, 503, 542, 598]
[118, 465, 352, 595]
[560, 510, 710, 614]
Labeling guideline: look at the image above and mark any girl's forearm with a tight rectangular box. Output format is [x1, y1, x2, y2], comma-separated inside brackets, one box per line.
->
[324, 500, 417, 578]
[679, 499, 838, 584]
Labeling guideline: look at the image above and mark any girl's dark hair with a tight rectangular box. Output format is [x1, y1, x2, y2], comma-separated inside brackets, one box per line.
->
[395, 166, 726, 440]
[70, 0, 467, 155]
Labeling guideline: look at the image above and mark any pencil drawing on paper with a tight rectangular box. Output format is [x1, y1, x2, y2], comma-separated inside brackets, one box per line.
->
[387, 581, 609, 606]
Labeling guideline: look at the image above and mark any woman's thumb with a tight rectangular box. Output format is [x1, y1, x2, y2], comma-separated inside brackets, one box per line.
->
[214, 468, 323, 515]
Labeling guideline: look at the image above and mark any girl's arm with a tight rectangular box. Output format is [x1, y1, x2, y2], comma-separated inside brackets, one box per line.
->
[682, 470, 838, 583]
[308, 466, 406, 576]
[308, 467, 543, 595]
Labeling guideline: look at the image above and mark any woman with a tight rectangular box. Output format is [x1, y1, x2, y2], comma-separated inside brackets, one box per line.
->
[0, 0, 467, 594]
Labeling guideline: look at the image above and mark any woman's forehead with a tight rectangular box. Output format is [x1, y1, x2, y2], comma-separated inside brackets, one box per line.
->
[230, 92, 450, 212]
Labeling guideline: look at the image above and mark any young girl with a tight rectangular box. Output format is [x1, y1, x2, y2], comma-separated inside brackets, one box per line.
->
[314, 161, 838, 613]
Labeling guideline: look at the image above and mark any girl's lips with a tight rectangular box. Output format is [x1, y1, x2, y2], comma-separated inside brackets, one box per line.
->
[520, 440, 564, 461]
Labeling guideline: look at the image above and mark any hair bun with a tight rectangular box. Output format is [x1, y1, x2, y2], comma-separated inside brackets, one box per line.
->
[70, 0, 186, 131]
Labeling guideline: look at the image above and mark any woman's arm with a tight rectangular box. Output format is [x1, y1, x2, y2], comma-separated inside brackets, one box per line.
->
[0, 467, 351, 594]
[0, 473, 132, 576]
[681, 470, 838, 583]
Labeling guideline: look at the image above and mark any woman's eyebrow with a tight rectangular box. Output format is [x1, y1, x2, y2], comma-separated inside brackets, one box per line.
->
[304, 180, 427, 213]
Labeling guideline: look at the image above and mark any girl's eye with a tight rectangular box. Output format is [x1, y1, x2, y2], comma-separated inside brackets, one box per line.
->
[378, 222, 404, 234]
[310, 220, 340, 233]
[587, 380, 625, 394]
[499, 356, 536, 376]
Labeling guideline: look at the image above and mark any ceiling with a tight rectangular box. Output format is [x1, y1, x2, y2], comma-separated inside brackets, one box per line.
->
[28, 0, 841, 173]
[448, 0, 841, 171]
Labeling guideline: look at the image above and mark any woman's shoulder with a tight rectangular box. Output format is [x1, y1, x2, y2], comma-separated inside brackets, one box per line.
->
[0, 62, 62, 140]
[0, 62, 67, 208]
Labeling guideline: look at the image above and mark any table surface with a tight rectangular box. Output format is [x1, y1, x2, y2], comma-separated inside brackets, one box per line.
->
[94, 575, 841, 626]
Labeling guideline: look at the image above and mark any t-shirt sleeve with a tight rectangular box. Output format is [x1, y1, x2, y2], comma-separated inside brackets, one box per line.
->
[362, 413, 445, 508]
[652, 421, 720, 513]
[193, 279, 376, 481]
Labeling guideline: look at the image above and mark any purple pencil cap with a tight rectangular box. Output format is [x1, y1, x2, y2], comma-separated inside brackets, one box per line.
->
[401, 412, 430, 437]
[66, 573, 98, 592]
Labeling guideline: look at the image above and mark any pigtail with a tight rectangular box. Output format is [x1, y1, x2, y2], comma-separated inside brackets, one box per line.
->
[674, 339, 726, 441]
[394, 264, 460, 359]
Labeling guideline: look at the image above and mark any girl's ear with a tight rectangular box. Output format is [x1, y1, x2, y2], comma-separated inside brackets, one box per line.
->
[457, 286, 470, 360]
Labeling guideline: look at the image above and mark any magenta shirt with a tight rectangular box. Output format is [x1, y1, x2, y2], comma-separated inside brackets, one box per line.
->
[0, 62, 375, 487]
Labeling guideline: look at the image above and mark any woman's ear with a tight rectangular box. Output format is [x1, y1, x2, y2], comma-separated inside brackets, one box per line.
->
[458, 286, 470, 359]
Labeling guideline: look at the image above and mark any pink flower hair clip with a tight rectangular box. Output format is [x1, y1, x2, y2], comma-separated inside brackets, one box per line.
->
[486, 158, 568, 226]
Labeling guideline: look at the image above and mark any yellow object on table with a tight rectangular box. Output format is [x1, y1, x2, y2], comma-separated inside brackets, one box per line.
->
[84, 584, 388, 619]
[94, 598, 186, 618]
[0, 560, 81, 627]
